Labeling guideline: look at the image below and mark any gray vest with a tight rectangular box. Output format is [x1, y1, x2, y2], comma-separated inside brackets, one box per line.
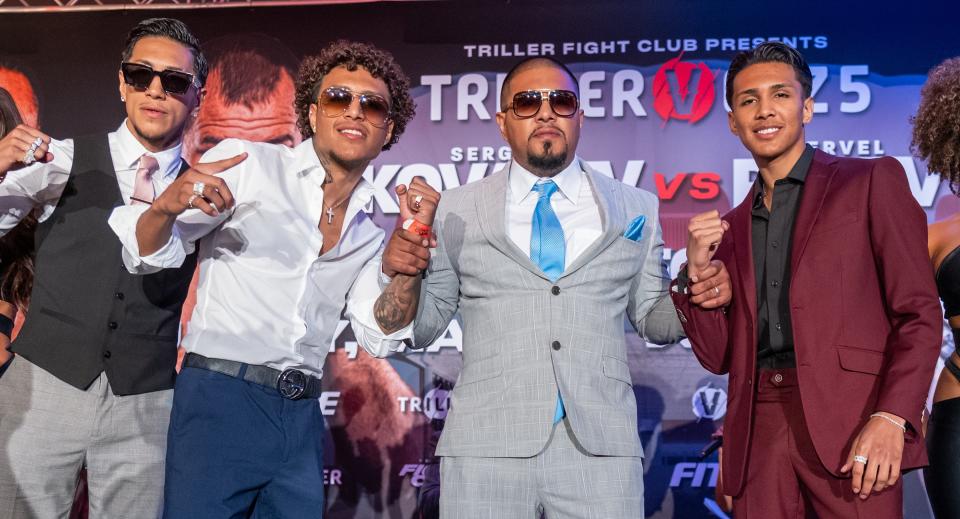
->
[12, 134, 197, 395]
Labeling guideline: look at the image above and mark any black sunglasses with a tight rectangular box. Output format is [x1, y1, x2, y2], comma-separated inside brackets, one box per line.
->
[506, 89, 579, 119]
[317, 87, 391, 128]
[121, 62, 197, 95]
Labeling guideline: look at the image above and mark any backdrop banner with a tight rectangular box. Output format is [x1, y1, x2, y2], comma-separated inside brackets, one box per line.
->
[2, 2, 956, 517]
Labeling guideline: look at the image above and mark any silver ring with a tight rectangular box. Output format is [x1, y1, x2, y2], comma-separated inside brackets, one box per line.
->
[854, 455, 868, 464]
[193, 182, 205, 196]
[187, 194, 199, 209]
[714, 286, 720, 296]
[21, 149, 36, 165]
[413, 194, 423, 210]
[32, 136, 42, 148]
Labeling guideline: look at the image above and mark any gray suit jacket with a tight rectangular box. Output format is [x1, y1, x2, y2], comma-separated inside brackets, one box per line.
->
[414, 160, 683, 458]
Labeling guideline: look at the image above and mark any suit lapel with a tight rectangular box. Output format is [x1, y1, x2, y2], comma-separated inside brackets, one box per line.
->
[790, 150, 839, 275]
[731, 190, 758, 330]
[475, 165, 549, 280]
[560, 160, 623, 280]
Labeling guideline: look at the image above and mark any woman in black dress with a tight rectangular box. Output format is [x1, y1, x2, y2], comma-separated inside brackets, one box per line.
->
[913, 56, 960, 519]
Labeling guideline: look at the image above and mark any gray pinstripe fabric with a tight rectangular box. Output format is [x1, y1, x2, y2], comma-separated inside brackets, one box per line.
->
[414, 161, 682, 514]
[439, 419, 643, 518]
[0, 356, 170, 519]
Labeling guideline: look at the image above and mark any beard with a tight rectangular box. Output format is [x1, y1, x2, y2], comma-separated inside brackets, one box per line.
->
[526, 139, 568, 174]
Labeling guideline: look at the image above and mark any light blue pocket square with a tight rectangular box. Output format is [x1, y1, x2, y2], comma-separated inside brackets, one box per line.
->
[623, 215, 646, 242]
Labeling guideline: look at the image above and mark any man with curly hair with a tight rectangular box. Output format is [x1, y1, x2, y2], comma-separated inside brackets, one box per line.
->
[674, 42, 941, 517]
[108, 39, 416, 517]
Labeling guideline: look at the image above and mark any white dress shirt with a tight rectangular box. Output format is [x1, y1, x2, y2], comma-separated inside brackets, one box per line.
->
[109, 138, 389, 377]
[0, 121, 182, 236]
[347, 158, 603, 356]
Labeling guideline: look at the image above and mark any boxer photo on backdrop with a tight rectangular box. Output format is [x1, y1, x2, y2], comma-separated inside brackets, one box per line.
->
[673, 42, 942, 519]
[347, 56, 732, 518]
[109, 39, 416, 518]
[0, 17, 208, 519]
[182, 32, 301, 166]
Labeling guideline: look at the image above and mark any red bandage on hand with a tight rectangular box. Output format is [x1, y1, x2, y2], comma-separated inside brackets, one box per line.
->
[402, 218, 431, 238]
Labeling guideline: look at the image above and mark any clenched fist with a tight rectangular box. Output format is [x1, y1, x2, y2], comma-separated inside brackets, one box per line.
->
[382, 177, 440, 277]
[0, 125, 53, 174]
[686, 210, 729, 280]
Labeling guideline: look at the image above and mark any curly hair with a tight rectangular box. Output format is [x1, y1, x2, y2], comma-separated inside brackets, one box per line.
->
[294, 40, 415, 151]
[912, 57, 960, 194]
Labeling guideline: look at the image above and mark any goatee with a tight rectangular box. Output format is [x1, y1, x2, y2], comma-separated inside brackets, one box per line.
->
[527, 141, 567, 174]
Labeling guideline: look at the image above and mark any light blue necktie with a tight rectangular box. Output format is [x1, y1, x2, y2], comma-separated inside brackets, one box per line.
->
[530, 180, 566, 424]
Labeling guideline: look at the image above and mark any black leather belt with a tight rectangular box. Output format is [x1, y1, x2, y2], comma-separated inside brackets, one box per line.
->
[183, 352, 322, 400]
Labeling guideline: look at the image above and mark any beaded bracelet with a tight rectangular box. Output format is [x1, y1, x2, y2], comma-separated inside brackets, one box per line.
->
[869, 413, 907, 433]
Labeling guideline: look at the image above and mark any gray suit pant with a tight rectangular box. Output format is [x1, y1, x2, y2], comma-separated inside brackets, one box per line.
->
[439, 418, 644, 518]
[0, 356, 172, 519]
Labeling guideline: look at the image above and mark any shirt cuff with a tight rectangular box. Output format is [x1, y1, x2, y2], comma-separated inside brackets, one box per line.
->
[346, 297, 415, 358]
[346, 253, 416, 357]
[108, 204, 188, 272]
[378, 268, 393, 291]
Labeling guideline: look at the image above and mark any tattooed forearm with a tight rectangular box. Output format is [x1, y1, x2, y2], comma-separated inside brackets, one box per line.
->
[374, 273, 422, 334]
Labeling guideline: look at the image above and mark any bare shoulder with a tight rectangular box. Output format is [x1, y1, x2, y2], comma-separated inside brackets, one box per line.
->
[930, 211, 960, 270]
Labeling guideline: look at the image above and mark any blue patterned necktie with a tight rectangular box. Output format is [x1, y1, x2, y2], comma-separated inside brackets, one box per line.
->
[529, 179, 567, 423]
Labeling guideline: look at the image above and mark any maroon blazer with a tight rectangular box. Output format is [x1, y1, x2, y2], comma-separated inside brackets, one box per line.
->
[672, 150, 942, 496]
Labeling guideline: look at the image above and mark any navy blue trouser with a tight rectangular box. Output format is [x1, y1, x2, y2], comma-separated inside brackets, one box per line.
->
[163, 366, 325, 518]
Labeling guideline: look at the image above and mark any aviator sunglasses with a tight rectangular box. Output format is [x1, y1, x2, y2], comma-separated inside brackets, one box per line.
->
[318, 86, 392, 128]
[506, 89, 579, 119]
[121, 62, 197, 95]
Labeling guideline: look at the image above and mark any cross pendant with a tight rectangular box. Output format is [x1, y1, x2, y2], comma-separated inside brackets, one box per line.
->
[325, 207, 336, 224]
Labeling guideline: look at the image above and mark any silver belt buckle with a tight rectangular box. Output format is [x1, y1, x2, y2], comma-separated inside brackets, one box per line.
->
[277, 368, 308, 400]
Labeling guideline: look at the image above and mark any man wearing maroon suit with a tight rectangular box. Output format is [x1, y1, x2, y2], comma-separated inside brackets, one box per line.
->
[672, 42, 942, 518]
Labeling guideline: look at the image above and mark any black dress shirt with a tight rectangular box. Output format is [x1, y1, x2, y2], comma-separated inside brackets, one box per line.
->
[752, 145, 815, 369]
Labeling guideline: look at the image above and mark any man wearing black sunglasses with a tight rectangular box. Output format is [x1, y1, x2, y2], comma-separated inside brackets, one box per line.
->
[0, 18, 227, 519]
[349, 56, 732, 517]
[110, 40, 417, 517]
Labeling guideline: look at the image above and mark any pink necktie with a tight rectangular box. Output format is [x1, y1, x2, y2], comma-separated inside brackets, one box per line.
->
[130, 154, 159, 205]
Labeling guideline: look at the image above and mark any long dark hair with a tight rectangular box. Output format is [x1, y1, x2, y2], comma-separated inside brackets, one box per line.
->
[0, 87, 36, 312]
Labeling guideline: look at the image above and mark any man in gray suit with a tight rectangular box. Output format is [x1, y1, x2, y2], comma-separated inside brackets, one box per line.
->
[348, 57, 731, 517]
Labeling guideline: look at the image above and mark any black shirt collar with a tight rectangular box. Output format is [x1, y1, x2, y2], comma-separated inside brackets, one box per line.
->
[752, 144, 815, 210]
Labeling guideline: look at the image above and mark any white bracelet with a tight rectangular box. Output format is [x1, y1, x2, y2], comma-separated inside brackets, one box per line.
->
[870, 413, 907, 433]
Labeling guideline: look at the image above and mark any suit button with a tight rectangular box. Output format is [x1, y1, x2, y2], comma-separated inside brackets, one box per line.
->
[115, 292, 124, 300]
[747, 378, 753, 385]
[773, 373, 783, 384]
[103, 350, 112, 359]
[552, 341, 561, 351]
[551, 286, 560, 295]
[108, 321, 118, 330]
